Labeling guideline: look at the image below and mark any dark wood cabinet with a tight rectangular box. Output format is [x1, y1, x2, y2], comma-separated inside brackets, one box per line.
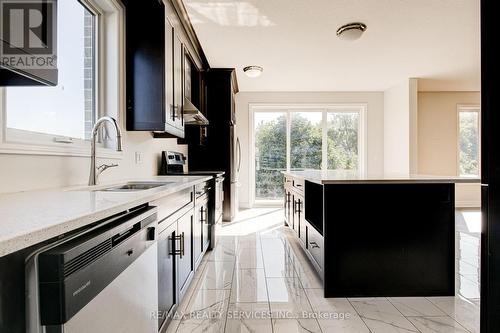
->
[157, 221, 176, 330]
[177, 209, 193, 299]
[124, 0, 184, 138]
[187, 69, 239, 221]
[124, 0, 165, 131]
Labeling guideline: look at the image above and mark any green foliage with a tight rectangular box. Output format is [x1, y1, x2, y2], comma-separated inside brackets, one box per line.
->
[327, 113, 358, 170]
[254, 113, 359, 199]
[459, 112, 479, 176]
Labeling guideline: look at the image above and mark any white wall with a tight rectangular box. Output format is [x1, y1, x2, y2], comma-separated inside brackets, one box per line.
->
[418, 91, 481, 207]
[235, 91, 385, 208]
[383, 78, 418, 174]
[0, 128, 187, 194]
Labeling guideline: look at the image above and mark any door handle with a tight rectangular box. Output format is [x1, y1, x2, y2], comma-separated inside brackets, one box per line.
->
[170, 233, 183, 256]
[200, 206, 205, 222]
[180, 232, 185, 257]
[309, 241, 320, 249]
[236, 137, 242, 173]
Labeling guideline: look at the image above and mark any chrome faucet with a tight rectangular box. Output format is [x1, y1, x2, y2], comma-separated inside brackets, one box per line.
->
[88, 116, 123, 185]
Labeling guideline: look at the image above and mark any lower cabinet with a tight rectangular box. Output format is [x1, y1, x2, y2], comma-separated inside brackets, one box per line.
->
[283, 174, 324, 283]
[157, 222, 176, 330]
[177, 210, 194, 299]
[194, 193, 209, 269]
[154, 183, 211, 332]
[306, 223, 324, 271]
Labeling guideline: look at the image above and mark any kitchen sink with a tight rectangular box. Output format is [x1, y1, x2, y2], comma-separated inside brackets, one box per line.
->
[97, 181, 175, 192]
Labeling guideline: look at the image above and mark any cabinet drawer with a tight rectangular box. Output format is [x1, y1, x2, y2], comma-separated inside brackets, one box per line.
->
[292, 178, 304, 193]
[195, 181, 210, 198]
[306, 223, 324, 270]
[151, 187, 193, 223]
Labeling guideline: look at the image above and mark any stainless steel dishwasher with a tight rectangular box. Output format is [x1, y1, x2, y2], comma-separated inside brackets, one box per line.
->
[26, 206, 159, 333]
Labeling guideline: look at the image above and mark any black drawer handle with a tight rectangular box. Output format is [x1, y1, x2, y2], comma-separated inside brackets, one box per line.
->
[126, 249, 134, 256]
[170, 234, 184, 257]
[180, 232, 185, 257]
[309, 241, 320, 249]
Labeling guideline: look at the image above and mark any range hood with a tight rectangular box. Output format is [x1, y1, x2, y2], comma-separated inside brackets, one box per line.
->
[183, 98, 209, 125]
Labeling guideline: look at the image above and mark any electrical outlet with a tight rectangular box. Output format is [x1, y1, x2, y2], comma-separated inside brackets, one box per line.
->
[135, 152, 143, 164]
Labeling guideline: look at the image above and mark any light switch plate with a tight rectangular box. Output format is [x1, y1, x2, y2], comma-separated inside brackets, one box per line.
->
[135, 152, 143, 164]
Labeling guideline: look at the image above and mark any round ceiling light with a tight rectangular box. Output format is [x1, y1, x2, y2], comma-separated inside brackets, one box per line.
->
[243, 66, 263, 78]
[336, 22, 367, 41]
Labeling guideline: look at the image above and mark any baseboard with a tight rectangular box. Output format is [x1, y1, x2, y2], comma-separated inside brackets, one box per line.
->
[456, 200, 481, 208]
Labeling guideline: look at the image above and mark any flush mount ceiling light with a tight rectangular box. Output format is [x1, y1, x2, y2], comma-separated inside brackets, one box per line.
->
[243, 66, 263, 78]
[336, 22, 367, 41]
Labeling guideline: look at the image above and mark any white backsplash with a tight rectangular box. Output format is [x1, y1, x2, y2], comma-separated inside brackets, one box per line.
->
[0, 131, 187, 194]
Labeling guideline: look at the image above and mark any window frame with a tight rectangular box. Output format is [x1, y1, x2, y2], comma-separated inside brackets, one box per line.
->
[457, 104, 481, 177]
[0, 0, 124, 159]
[249, 103, 367, 205]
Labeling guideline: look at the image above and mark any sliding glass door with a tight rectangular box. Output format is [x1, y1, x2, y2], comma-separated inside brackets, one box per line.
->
[254, 112, 287, 201]
[252, 105, 365, 204]
[290, 112, 323, 170]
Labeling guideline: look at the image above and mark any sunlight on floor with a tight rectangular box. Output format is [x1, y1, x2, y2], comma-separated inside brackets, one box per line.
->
[217, 208, 283, 237]
[462, 211, 482, 233]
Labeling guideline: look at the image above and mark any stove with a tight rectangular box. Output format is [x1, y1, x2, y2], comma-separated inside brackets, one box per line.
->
[159, 151, 224, 249]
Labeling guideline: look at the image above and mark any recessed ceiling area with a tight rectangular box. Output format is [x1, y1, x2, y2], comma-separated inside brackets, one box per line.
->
[184, 0, 480, 92]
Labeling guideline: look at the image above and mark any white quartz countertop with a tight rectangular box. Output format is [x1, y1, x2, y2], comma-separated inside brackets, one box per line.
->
[283, 170, 481, 184]
[0, 175, 211, 257]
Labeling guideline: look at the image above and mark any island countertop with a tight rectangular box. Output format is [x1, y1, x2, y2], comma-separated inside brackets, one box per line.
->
[283, 170, 481, 184]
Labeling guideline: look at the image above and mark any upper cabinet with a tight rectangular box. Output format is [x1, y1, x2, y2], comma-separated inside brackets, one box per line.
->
[124, 0, 166, 132]
[124, 0, 206, 138]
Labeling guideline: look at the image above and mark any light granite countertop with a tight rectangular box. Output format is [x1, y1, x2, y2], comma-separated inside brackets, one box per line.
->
[0, 175, 211, 257]
[283, 170, 481, 184]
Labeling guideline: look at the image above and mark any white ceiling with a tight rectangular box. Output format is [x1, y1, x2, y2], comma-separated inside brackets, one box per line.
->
[184, 0, 480, 92]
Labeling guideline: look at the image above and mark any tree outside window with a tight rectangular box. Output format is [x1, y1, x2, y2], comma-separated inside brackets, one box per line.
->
[458, 108, 480, 177]
[254, 109, 361, 201]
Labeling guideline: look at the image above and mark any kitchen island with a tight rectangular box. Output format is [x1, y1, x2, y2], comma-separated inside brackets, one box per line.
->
[283, 170, 479, 298]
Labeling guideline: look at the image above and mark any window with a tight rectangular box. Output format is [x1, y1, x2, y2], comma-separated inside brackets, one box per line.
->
[291, 112, 322, 170]
[327, 112, 359, 171]
[252, 105, 365, 202]
[0, 0, 124, 157]
[5, 0, 97, 141]
[458, 106, 480, 177]
[254, 112, 286, 200]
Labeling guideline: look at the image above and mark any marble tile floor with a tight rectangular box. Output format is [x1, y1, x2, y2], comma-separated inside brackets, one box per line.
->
[167, 208, 481, 333]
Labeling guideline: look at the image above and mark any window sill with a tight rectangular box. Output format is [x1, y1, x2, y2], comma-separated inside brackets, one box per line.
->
[0, 142, 123, 159]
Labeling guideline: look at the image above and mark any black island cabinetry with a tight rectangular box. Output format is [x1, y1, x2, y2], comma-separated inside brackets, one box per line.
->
[284, 171, 479, 298]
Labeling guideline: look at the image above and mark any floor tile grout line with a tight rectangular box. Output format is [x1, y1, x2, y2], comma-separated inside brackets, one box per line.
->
[385, 297, 424, 333]
[283, 228, 325, 333]
[222, 238, 237, 333]
[423, 297, 474, 333]
[259, 227, 276, 333]
[346, 298, 374, 333]
[174, 254, 210, 333]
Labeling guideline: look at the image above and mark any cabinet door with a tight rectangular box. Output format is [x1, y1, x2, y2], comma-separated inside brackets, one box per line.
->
[297, 196, 306, 244]
[193, 204, 202, 267]
[165, 16, 175, 128]
[177, 210, 193, 297]
[201, 200, 210, 251]
[292, 195, 299, 234]
[173, 33, 184, 130]
[125, 0, 165, 131]
[158, 222, 176, 329]
[285, 191, 292, 224]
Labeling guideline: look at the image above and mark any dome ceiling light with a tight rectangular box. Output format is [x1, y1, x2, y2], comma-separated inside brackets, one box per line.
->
[243, 66, 263, 78]
[336, 22, 367, 41]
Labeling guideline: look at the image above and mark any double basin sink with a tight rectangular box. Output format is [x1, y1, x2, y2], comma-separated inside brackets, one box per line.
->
[96, 181, 175, 192]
